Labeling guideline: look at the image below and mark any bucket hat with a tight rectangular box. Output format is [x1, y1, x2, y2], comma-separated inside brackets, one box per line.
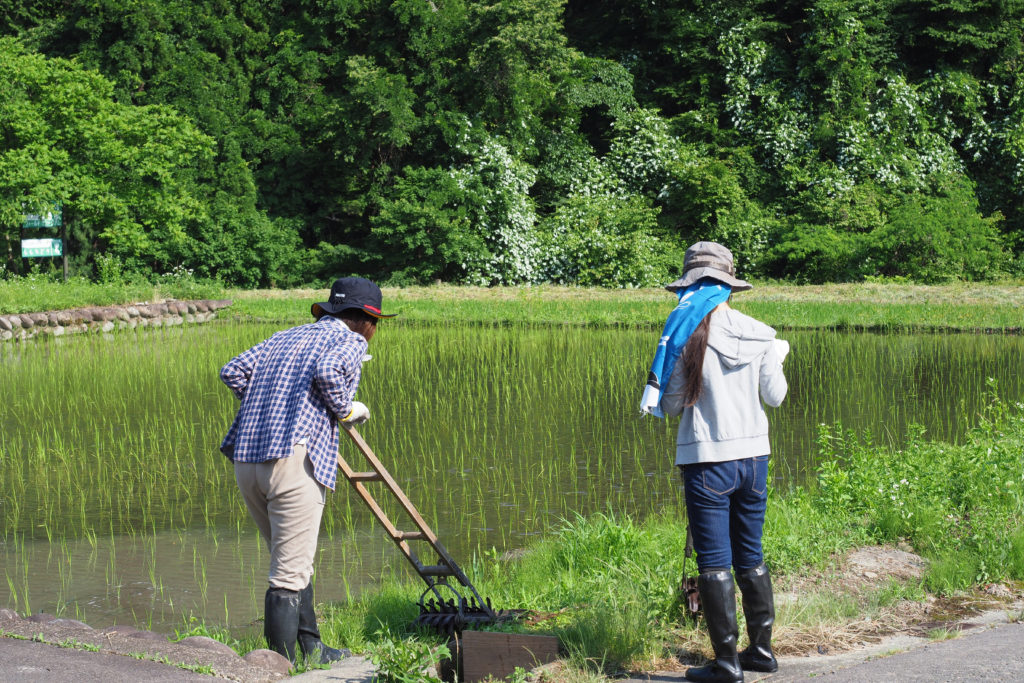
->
[311, 277, 397, 319]
[665, 241, 752, 293]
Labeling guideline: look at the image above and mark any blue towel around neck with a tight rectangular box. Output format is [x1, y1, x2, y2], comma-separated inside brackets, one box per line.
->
[640, 280, 731, 418]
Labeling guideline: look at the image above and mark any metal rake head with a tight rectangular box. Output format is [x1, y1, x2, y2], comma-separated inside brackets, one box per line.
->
[415, 591, 521, 634]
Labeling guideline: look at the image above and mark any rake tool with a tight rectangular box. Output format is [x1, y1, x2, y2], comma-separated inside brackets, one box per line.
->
[679, 477, 701, 622]
[338, 423, 521, 634]
[682, 522, 701, 621]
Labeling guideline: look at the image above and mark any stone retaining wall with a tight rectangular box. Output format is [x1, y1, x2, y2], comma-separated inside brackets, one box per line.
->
[0, 299, 233, 341]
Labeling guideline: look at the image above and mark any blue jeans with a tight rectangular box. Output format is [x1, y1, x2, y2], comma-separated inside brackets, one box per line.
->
[681, 456, 769, 573]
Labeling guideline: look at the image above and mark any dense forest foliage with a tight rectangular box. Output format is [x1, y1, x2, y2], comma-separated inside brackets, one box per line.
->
[2, 1, 1022, 286]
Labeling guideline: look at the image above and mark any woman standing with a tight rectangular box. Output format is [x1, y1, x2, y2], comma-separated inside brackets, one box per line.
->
[646, 242, 788, 683]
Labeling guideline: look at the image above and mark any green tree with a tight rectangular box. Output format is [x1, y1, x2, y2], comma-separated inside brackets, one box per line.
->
[5, 0, 1021, 285]
[865, 176, 1007, 281]
[0, 37, 213, 276]
[29, 0, 303, 285]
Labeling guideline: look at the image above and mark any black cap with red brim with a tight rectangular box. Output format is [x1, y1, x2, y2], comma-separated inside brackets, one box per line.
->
[311, 277, 397, 319]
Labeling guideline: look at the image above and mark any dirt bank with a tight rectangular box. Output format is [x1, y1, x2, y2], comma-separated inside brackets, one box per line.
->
[0, 608, 288, 682]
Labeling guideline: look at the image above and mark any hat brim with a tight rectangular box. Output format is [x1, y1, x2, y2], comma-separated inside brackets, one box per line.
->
[665, 268, 752, 293]
[312, 302, 398, 319]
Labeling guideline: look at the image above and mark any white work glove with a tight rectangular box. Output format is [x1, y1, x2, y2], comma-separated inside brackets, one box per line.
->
[342, 401, 370, 425]
[773, 338, 790, 364]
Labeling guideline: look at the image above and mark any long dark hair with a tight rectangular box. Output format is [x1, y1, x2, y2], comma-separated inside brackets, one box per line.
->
[681, 312, 713, 407]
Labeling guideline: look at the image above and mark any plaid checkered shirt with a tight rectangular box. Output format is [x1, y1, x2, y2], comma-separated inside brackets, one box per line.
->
[219, 315, 368, 490]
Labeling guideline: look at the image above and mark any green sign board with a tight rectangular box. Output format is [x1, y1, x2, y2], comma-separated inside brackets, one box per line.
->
[23, 206, 63, 228]
[22, 238, 63, 258]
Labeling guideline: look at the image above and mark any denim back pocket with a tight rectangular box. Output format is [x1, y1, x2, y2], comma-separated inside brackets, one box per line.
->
[750, 455, 770, 495]
[700, 460, 739, 495]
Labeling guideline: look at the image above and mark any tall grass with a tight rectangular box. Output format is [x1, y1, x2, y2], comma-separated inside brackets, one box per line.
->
[802, 388, 1024, 590]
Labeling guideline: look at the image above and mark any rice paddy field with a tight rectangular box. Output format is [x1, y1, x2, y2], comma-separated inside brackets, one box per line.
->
[1, 309, 1023, 636]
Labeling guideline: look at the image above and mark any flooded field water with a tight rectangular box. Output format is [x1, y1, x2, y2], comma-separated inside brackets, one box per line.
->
[1, 321, 1022, 633]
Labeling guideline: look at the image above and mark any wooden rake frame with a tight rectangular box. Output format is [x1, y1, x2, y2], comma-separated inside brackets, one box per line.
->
[338, 423, 503, 630]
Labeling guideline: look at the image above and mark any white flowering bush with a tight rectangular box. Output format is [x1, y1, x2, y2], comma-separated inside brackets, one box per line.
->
[920, 71, 995, 163]
[604, 109, 680, 196]
[533, 109, 690, 287]
[454, 135, 540, 285]
[712, 12, 1017, 281]
[719, 24, 773, 134]
[535, 193, 680, 287]
[371, 125, 541, 285]
[1005, 114, 1024, 191]
[920, 70, 1024, 206]
[835, 75, 963, 189]
[715, 15, 1010, 197]
[719, 22, 814, 181]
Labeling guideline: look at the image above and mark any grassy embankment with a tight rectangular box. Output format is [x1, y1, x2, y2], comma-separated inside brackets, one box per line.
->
[2, 276, 1023, 332]
[0, 275, 223, 315]
[226, 282, 1024, 332]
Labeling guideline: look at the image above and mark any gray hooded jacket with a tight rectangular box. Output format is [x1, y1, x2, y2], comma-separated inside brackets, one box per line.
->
[661, 306, 788, 465]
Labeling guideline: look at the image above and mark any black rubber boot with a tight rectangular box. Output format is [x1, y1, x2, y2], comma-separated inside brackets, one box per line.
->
[298, 582, 350, 665]
[264, 587, 301, 663]
[736, 562, 778, 673]
[685, 569, 743, 683]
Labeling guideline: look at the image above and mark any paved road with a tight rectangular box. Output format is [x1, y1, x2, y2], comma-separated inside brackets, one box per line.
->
[0, 637, 225, 682]
[4, 612, 1022, 681]
[0, 636, 375, 683]
[772, 621, 1024, 681]
[291, 656, 375, 682]
[626, 621, 1024, 683]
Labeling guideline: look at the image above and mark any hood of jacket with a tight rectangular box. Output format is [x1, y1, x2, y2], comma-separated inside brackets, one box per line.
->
[707, 308, 777, 369]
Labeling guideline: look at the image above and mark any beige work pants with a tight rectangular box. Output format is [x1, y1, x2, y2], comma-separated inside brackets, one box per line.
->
[235, 444, 327, 591]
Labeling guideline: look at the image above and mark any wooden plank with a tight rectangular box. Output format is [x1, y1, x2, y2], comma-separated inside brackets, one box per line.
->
[459, 631, 560, 682]
[339, 425, 496, 618]
[336, 455, 360, 481]
[348, 471, 383, 482]
[343, 426, 440, 543]
[345, 479, 400, 538]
